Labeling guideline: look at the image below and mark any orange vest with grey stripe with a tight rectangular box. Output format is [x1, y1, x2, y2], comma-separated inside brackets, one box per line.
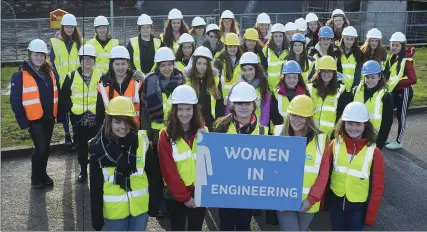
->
[98, 79, 142, 124]
[22, 70, 58, 120]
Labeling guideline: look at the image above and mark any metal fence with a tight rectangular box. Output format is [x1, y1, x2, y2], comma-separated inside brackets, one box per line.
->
[2, 11, 427, 62]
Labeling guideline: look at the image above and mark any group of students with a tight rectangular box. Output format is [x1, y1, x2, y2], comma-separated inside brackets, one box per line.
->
[9, 7, 417, 231]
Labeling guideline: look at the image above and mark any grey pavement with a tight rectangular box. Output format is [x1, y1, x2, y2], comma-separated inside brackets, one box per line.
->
[2, 113, 427, 231]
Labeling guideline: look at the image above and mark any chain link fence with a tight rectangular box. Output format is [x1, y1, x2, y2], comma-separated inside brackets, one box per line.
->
[2, 11, 427, 62]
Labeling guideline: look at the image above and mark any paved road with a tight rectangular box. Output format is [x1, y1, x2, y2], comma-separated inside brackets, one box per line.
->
[2, 112, 426, 231]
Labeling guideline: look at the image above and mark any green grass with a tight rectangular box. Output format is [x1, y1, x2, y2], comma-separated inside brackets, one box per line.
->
[1, 66, 18, 89]
[410, 47, 427, 106]
[1, 96, 65, 148]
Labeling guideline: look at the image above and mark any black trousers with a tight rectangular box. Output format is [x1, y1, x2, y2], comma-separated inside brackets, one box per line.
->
[393, 87, 413, 143]
[74, 124, 98, 166]
[166, 199, 206, 231]
[145, 143, 166, 216]
[28, 119, 55, 182]
[219, 208, 253, 231]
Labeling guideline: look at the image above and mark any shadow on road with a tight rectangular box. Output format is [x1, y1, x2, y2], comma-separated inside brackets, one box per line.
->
[26, 186, 53, 230]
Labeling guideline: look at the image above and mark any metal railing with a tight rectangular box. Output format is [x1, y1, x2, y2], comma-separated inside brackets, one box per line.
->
[2, 11, 427, 62]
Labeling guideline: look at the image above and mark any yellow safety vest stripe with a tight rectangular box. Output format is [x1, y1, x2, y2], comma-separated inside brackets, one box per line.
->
[70, 69, 102, 115]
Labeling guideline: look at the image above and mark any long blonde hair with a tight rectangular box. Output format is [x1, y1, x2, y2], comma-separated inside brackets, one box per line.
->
[280, 114, 327, 149]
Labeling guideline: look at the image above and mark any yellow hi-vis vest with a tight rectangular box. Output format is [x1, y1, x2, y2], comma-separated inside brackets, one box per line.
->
[87, 38, 119, 73]
[274, 90, 291, 118]
[187, 76, 220, 118]
[227, 121, 268, 135]
[353, 84, 385, 134]
[160, 33, 179, 54]
[308, 84, 345, 138]
[175, 61, 186, 72]
[102, 130, 149, 220]
[70, 69, 102, 115]
[150, 92, 173, 130]
[274, 125, 327, 213]
[129, 36, 161, 74]
[263, 47, 288, 91]
[50, 38, 80, 85]
[385, 55, 412, 92]
[330, 137, 375, 203]
[220, 60, 241, 104]
[341, 53, 357, 92]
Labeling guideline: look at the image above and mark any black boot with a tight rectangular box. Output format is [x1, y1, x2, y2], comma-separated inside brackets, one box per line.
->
[43, 173, 54, 186]
[77, 165, 88, 183]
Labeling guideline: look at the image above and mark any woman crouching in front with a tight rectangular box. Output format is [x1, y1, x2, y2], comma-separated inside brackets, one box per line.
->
[89, 96, 150, 231]
[213, 82, 268, 231]
[158, 85, 207, 231]
[271, 95, 330, 231]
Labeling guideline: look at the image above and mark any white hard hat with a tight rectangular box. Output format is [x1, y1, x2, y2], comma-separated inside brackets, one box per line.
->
[78, 44, 97, 57]
[284, 22, 298, 32]
[178, 33, 195, 44]
[154, 47, 175, 62]
[171, 85, 198, 104]
[390, 32, 406, 42]
[168, 8, 183, 20]
[94, 16, 109, 27]
[240, 52, 259, 65]
[294, 18, 307, 31]
[206, 24, 220, 33]
[332, 9, 345, 16]
[366, 28, 382, 39]
[229, 82, 257, 102]
[192, 16, 206, 27]
[193, 46, 213, 60]
[61, 13, 77, 26]
[221, 10, 234, 19]
[271, 23, 286, 33]
[28, 39, 48, 53]
[137, 14, 153, 25]
[109, 46, 130, 59]
[342, 26, 358, 37]
[305, 12, 319, 22]
[341, 102, 369, 122]
[256, 13, 271, 24]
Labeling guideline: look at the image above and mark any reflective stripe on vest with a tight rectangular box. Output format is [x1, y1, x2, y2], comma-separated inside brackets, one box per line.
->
[220, 60, 241, 104]
[275, 90, 290, 117]
[175, 61, 186, 72]
[50, 38, 80, 84]
[102, 130, 149, 219]
[330, 138, 375, 203]
[308, 84, 345, 137]
[160, 34, 179, 54]
[22, 71, 58, 120]
[274, 125, 327, 213]
[353, 84, 385, 134]
[98, 79, 142, 121]
[263, 47, 288, 91]
[70, 69, 102, 115]
[341, 53, 357, 92]
[385, 56, 411, 92]
[227, 122, 267, 135]
[151, 92, 172, 130]
[171, 133, 197, 186]
[130, 37, 161, 73]
[87, 38, 119, 73]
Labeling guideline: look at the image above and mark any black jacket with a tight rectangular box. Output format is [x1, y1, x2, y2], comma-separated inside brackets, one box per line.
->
[127, 35, 156, 74]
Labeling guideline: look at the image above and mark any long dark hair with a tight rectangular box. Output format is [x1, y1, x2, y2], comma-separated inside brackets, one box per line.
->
[287, 41, 310, 72]
[60, 25, 82, 49]
[277, 73, 310, 96]
[360, 39, 386, 63]
[166, 104, 203, 142]
[103, 115, 138, 140]
[384, 42, 406, 81]
[334, 119, 376, 146]
[27, 51, 54, 73]
[107, 59, 134, 100]
[339, 37, 361, 62]
[213, 103, 257, 133]
[311, 69, 339, 97]
[241, 38, 264, 54]
[188, 56, 220, 99]
[241, 63, 269, 103]
[215, 45, 243, 81]
[163, 19, 190, 48]
[175, 43, 195, 62]
[267, 32, 289, 51]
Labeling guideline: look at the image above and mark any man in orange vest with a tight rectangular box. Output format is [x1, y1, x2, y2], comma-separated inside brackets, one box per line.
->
[10, 39, 60, 188]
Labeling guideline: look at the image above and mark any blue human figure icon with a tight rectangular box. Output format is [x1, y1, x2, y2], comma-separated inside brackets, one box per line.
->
[195, 132, 213, 207]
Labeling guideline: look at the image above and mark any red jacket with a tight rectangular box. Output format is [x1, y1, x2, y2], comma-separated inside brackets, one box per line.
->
[326, 135, 385, 226]
[158, 130, 196, 203]
[306, 137, 331, 205]
[395, 47, 417, 92]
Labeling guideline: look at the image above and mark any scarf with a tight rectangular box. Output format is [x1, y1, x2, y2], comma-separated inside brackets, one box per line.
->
[278, 83, 306, 97]
[238, 76, 260, 90]
[232, 114, 257, 134]
[143, 70, 185, 122]
[90, 129, 138, 192]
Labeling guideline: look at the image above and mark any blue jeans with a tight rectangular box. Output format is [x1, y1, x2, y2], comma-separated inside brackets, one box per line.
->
[104, 213, 149, 231]
[330, 207, 365, 231]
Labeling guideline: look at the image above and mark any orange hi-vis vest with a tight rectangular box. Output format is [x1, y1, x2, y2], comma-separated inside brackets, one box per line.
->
[98, 79, 142, 123]
[22, 70, 58, 120]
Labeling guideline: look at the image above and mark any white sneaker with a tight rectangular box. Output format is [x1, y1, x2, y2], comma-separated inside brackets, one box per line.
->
[385, 141, 403, 150]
